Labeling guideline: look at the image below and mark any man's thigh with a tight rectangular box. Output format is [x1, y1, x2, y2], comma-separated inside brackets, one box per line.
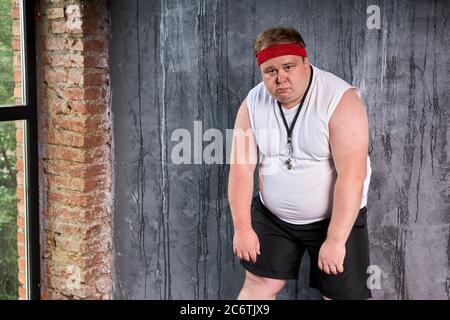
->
[307, 208, 372, 300]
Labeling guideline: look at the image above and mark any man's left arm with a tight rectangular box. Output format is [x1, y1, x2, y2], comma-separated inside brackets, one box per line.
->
[318, 88, 369, 275]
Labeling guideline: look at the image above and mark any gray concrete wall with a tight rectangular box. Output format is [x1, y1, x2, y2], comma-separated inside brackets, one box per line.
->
[109, 0, 450, 299]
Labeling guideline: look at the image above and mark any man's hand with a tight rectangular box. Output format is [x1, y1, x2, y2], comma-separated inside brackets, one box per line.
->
[318, 239, 346, 275]
[233, 228, 260, 263]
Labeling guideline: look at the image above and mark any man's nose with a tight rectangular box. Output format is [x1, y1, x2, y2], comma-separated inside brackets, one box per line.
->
[277, 70, 287, 83]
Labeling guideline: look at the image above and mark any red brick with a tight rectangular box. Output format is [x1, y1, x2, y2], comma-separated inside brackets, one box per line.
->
[46, 96, 70, 115]
[84, 132, 109, 147]
[83, 40, 106, 52]
[68, 101, 106, 115]
[17, 187, 24, 200]
[14, 51, 21, 66]
[55, 234, 87, 253]
[12, 37, 21, 50]
[47, 220, 88, 238]
[12, 6, 20, 19]
[18, 272, 26, 285]
[41, 290, 51, 300]
[18, 244, 25, 256]
[46, 203, 106, 222]
[46, 116, 86, 132]
[83, 4, 105, 17]
[48, 189, 93, 207]
[15, 144, 24, 158]
[83, 179, 104, 192]
[44, 144, 87, 162]
[44, 85, 58, 99]
[14, 69, 22, 82]
[67, 38, 83, 51]
[43, 37, 67, 51]
[84, 88, 105, 100]
[44, 68, 67, 83]
[46, 8, 64, 20]
[17, 200, 24, 214]
[18, 286, 26, 299]
[51, 53, 84, 67]
[44, 204, 72, 220]
[50, 21, 67, 34]
[12, 21, 20, 37]
[17, 215, 25, 229]
[16, 171, 24, 187]
[18, 258, 26, 272]
[85, 116, 109, 130]
[82, 20, 99, 35]
[64, 284, 96, 299]
[42, 52, 50, 65]
[16, 158, 24, 171]
[46, 116, 99, 133]
[17, 231, 25, 243]
[48, 175, 103, 192]
[16, 128, 23, 143]
[45, 129, 83, 147]
[84, 55, 107, 68]
[64, 254, 103, 269]
[44, 160, 107, 178]
[14, 86, 22, 98]
[84, 71, 106, 86]
[63, 88, 85, 100]
[85, 145, 110, 163]
[45, 128, 108, 148]
[66, 69, 84, 85]
[16, 188, 25, 200]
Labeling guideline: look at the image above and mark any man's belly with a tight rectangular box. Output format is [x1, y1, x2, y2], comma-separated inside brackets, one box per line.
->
[258, 156, 337, 225]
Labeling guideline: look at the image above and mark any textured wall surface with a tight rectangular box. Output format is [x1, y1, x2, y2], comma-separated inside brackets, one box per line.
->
[37, 1, 113, 300]
[110, 0, 450, 299]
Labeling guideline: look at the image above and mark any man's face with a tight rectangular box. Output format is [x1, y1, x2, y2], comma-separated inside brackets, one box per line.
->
[260, 55, 310, 107]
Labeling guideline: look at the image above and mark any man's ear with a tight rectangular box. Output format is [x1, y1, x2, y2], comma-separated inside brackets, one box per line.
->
[303, 57, 310, 68]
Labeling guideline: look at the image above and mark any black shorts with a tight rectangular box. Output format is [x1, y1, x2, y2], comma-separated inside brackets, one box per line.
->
[240, 195, 372, 300]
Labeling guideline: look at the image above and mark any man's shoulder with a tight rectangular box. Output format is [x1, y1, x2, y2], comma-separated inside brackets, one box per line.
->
[246, 81, 268, 104]
[248, 81, 266, 96]
[314, 65, 352, 89]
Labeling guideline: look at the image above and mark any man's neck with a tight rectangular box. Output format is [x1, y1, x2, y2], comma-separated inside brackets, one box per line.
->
[280, 98, 302, 110]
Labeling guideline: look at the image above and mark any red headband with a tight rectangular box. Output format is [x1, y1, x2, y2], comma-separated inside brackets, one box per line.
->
[256, 43, 307, 65]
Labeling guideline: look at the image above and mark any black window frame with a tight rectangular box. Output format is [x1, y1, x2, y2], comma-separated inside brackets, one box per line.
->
[0, 0, 39, 300]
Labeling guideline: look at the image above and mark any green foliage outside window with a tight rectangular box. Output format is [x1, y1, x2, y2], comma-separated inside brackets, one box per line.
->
[0, 0, 20, 300]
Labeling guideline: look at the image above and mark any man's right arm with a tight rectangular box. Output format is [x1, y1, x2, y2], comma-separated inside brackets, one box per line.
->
[228, 99, 260, 263]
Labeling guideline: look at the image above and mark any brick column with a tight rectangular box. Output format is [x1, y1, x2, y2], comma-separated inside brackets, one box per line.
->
[37, 0, 112, 299]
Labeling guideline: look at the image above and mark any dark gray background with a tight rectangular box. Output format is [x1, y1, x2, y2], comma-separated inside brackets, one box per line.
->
[109, 0, 450, 299]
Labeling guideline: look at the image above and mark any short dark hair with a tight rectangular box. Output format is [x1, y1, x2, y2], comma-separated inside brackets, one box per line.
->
[253, 27, 307, 55]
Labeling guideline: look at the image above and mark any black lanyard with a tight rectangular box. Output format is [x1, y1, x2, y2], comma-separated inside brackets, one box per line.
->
[277, 65, 313, 169]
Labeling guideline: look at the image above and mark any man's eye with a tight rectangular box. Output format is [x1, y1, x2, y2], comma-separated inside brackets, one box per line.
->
[285, 66, 292, 71]
[269, 70, 277, 75]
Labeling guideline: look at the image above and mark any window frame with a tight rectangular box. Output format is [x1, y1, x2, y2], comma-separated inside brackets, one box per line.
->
[0, 0, 39, 300]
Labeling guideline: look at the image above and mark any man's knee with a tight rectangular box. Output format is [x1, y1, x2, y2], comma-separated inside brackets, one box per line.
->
[243, 271, 286, 295]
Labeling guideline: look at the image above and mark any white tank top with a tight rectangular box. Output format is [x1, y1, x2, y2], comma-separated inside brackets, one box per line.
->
[246, 65, 372, 225]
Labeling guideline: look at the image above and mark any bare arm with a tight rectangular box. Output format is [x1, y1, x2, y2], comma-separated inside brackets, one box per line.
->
[228, 99, 259, 262]
[318, 88, 369, 275]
